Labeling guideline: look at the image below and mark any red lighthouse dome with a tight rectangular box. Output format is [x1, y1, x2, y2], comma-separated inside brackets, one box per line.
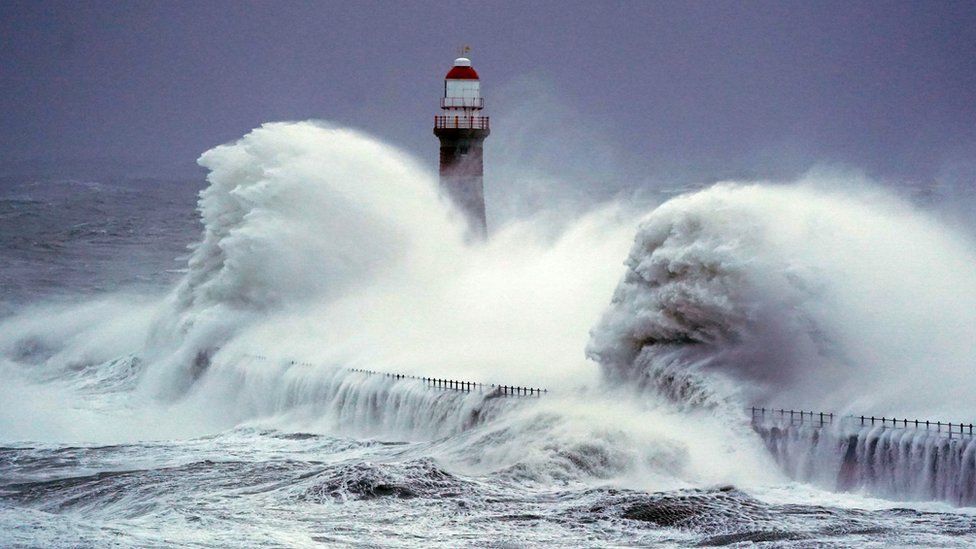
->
[445, 57, 479, 80]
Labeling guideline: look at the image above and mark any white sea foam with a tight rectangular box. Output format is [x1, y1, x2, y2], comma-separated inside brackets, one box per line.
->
[588, 180, 976, 419]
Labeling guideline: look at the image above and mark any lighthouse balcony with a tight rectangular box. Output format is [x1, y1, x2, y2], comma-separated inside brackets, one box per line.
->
[434, 115, 490, 130]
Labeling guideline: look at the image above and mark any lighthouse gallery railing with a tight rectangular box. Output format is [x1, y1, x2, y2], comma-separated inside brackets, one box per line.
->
[434, 115, 490, 130]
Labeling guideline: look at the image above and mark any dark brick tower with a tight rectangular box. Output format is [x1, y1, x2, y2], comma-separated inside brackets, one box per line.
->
[433, 56, 489, 239]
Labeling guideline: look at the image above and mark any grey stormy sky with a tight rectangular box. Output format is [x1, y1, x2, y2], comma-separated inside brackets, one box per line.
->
[1, 0, 974, 191]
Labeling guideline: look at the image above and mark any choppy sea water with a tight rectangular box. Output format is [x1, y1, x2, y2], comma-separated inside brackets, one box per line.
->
[3, 427, 976, 547]
[3, 128, 976, 548]
[0, 175, 200, 311]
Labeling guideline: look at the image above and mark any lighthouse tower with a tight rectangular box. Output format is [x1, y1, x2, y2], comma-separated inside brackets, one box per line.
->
[434, 56, 490, 239]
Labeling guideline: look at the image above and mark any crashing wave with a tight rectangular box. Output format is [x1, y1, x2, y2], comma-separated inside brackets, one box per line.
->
[756, 422, 976, 506]
[587, 182, 976, 419]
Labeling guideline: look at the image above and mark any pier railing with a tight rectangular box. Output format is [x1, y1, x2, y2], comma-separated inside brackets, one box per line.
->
[247, 355, 545, 398]
[349, 368, 546, 397]
[751, 407, 976, 439]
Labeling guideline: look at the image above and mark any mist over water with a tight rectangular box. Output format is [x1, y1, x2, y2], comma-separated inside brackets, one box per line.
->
[3, 120, 976, 545]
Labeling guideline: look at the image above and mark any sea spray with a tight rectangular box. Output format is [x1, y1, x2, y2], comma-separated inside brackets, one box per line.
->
[588, 182, 976, 419]
[587, 181, 976, 503]
[3, 122, 975, 506]
[0, 122, 648, 454]
[140, 121, 469, 397]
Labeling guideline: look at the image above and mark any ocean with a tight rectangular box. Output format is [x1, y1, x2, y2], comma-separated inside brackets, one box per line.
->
[2, 121, 976, 547]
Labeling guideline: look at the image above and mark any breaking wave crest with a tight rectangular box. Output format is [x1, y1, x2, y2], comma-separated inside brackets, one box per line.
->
[588, 182, 976, 419]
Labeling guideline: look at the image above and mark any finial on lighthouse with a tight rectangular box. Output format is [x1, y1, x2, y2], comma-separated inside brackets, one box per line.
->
[433, 52, 490, 240]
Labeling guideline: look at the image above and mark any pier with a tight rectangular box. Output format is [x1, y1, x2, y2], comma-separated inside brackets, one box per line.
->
[246, 355, 546, 397]
[752, 406, 976, 505]
[750, 407, 976, 439]
[349, 368, 546, 397]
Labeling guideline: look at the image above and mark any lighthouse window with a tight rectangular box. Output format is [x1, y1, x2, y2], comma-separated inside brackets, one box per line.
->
[459, 145, 469, 155]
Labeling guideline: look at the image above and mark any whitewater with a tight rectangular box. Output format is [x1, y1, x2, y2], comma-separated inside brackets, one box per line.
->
[2, 121, 976, 547]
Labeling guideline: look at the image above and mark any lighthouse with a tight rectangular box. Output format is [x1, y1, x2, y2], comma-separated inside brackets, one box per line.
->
[434, 56, 490, 239]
